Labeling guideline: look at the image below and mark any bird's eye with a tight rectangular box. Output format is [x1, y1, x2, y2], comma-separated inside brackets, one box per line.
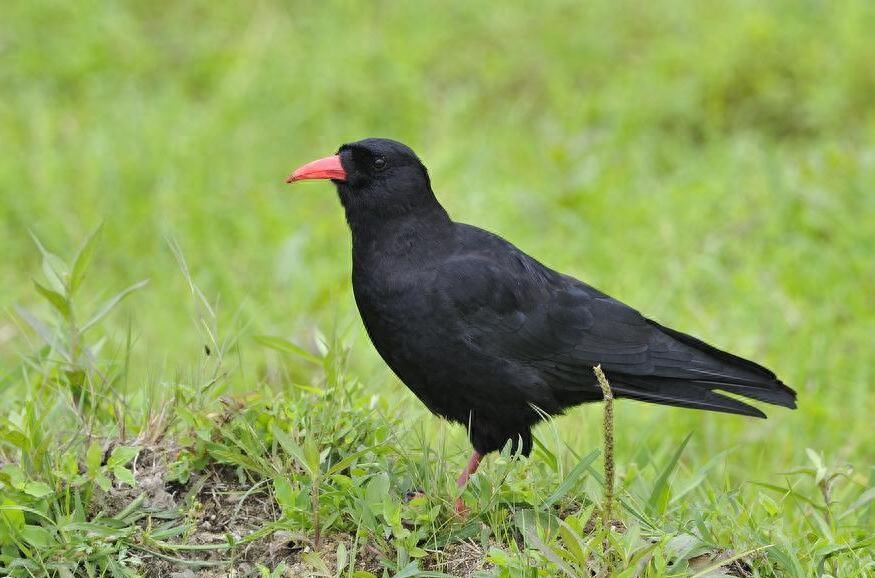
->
[374, 157, 387, 171]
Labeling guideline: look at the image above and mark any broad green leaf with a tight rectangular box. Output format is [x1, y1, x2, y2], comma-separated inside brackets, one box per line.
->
[23, 481, 53, 499]
[303, 437, 321, 478]
[1, 464, 25, 488]
[389, 562, 421, 578]
[336, 541, 348, 571]
[0, 503, 54, 524]
[113, 466, 136, 486]
[0, 429, 29, 451]
[30, 231, 68, 292]
[271, 424, 312, 478]
[326, 446, 381, 476]
[108, 445, 139, 468]
[806, 448, 827, 484]
[556, 516, 591, 564]
[514, 508, 559, 543]
[666, 532, 711, 561]
[33, 280, 71, 319]
[21, 524, 53, 548]
[95, 473, 112, 492]
[273, 477, 295, 510]
[70, 224, 102, 295]
[0, 499, 25, 531]
[86, 441, 103, 476]
[365, 472, 389, 513]
[301, 552, 332, 575]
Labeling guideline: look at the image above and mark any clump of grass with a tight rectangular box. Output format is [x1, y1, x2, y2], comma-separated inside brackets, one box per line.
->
[1, 231, 149, 574]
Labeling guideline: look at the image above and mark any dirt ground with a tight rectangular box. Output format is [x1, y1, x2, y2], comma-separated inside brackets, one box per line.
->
[95, 448, 490, 577]
[92, 446, 750, 577]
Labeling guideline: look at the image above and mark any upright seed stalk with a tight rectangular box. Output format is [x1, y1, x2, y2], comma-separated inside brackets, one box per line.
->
[594, 364, 614, 527]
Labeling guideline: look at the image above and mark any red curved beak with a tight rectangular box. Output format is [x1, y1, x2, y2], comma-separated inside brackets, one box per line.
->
[286, 155, 347, 183]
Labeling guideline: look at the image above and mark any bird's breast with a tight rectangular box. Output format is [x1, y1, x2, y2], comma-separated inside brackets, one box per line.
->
[350, 266, 557, 427]
[352, 267, 432, 338]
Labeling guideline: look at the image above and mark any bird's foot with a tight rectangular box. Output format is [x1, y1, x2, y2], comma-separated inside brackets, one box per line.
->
[404, 489, 426, 502]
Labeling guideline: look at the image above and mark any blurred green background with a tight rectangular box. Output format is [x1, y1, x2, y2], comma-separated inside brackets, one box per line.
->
[2, 0, 874, 468]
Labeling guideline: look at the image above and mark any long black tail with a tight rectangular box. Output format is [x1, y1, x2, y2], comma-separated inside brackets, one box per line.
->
[609, 320, 797, 418]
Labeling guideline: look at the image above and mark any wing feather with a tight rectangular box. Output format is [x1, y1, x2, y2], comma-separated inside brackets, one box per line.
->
[433, 232, 795, 415]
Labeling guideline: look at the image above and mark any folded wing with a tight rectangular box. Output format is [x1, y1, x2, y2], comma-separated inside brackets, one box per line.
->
[435, 241, 796, 417]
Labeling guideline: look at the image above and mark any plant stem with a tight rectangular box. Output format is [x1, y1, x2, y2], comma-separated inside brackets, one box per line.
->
[594, 365, 614, 528]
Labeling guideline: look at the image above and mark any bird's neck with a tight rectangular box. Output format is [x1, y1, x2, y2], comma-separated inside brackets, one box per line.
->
[347, 203, 454, 265]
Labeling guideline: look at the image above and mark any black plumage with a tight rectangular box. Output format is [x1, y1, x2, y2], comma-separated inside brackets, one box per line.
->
[287, 138, 796, 505]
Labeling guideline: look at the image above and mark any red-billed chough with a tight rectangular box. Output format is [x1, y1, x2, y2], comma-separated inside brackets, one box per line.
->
[287, 137, 796, 511]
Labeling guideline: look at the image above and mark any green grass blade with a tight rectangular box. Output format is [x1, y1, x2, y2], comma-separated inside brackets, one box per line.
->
[647, 433, 692, 517]
[541, 448, 600, 508]
[253, 335, 322, 364]
[80, 279, 150, 334]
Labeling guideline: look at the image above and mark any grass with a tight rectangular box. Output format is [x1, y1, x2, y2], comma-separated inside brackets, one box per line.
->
[1, 0, 874, 575]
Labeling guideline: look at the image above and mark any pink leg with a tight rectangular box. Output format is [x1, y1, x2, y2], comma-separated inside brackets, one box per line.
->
[454, 451, 482, 515]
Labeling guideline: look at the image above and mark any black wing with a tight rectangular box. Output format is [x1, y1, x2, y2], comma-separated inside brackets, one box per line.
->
[435, 231, 796, 417]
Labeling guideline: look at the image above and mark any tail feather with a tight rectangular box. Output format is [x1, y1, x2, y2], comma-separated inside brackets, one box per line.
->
[646, 319, 778, 378]
[610, 378, 767, 417]
[593, 320, 799, 416]
[700, 380, 796, 408]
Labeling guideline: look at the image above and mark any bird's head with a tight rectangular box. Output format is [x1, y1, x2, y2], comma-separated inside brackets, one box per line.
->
[287, 138, 441, 223]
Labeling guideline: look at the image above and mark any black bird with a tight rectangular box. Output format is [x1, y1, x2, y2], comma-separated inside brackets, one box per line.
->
[287, 138, 796, 511]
